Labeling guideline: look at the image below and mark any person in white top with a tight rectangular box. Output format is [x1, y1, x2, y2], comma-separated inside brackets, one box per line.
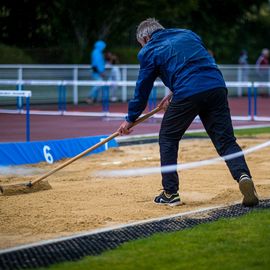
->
[108, 54, 121, 102]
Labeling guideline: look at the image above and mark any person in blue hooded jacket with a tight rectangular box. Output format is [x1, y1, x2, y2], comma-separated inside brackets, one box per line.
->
[117, 18, 259, 207]
[86, 40, 106, 104]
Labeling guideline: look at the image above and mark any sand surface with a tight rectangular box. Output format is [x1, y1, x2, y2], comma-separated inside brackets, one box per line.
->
[0, 137, 270, 250]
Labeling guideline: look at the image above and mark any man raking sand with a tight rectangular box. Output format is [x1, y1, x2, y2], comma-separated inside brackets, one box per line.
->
[117, 18, 259, 207]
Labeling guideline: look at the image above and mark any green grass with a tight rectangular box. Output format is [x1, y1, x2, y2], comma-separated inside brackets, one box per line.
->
[39, 209, 270, 270]
[184, 127, 270, 138]
[233, 127, 270, 136]
[119, 127, 270, 146]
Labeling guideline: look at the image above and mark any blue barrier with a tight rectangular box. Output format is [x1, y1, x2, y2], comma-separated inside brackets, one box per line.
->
[253, 87, 257, 117]
[16, 84, 24, 110]
[102, 86, 110, 112]
[58, 85, 66, 114]
[0, 135, 118, 166]
[25, 95, 30, 142]
[248, 87, 252, 117]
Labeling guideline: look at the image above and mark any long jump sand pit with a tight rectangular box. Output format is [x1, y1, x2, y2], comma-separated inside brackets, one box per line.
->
[0, 137, 270, 250]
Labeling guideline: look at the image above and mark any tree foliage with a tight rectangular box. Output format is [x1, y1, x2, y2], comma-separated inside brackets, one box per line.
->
[0, 0, 269, 63]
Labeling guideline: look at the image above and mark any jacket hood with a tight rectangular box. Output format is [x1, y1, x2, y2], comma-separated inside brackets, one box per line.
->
[94, 40, 106, 51]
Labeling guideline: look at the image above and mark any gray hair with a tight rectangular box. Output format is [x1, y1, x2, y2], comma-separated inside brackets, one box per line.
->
[136, 18, 164, 42]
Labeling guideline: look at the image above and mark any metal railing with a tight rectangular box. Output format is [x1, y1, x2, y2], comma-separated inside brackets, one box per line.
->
[0, 64, 269, 121]
[0, 64, 270, 103]
[0, 79, 269, 121]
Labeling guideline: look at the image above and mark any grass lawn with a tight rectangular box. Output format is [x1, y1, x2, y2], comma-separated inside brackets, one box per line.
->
[184, 127, 270, 138]
[120, 127, 270, 145]
[40, 209, 270, 270]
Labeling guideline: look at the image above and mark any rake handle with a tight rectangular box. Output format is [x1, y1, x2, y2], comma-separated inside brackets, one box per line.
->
[31, 105, 163, 186]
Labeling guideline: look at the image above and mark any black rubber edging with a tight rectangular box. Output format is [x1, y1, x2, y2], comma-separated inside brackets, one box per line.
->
[0, 199, 269, 270]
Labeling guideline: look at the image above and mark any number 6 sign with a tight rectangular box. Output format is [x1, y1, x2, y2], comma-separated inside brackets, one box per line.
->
[43, 145, 54, 164]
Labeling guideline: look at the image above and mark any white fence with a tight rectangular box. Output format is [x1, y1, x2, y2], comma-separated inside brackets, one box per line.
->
[1, 79, 269, 120]
[0, 64, 270, 103]
[0, 64, 269, 121]
[0, 79, 253, 104]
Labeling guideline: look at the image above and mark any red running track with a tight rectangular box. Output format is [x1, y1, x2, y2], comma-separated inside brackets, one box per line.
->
[0, 97, 269, 142]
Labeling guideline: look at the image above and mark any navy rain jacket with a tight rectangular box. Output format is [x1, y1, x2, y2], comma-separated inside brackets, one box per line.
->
[126, 29, 226, 122]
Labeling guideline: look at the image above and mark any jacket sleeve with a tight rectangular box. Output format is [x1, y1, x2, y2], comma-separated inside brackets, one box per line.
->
[92, 51, 105, 74]
[96, 52, 105, 73]
[126, 49, 158, 122]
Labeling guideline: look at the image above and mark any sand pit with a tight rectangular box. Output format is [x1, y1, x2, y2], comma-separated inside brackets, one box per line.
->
[0, 137, 270, 250]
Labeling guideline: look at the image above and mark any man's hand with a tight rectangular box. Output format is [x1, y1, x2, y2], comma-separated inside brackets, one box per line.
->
[158, 92, 172, 111]
[117, 120, 134, 136]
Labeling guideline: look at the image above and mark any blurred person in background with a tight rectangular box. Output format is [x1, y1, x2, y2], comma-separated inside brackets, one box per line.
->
[86, 40, 106, 104]
[238, 49, 249, 81]
[117, 18, 259, 207]
[108, 54, 121, 102]
[256, 48, 269, 81]
[237, 49, 249, 96]
[239, 49, 249, 66]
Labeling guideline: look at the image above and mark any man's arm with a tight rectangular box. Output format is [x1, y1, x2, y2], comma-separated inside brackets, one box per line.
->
[126, 69, 157, 122]
[118, 50, 158, 135]
[118, 90, 173, 136]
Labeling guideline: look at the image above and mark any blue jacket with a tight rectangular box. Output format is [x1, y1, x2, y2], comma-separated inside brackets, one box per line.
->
[91, 40, 106, 74]
[127, 29, 226, 122]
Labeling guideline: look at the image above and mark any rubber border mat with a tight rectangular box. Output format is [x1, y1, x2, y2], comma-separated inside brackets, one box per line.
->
[1, 199, 270, 270]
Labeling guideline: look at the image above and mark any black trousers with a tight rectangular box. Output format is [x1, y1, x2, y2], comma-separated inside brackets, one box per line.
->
[159, 88, 251, 193]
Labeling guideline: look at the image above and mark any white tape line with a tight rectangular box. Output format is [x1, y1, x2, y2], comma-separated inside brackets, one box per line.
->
[0, 90, 32, 97]
[98, 140, 270, 177]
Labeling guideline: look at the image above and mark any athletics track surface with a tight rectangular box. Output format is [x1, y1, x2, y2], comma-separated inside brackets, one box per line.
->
[1, 97, 270, 142]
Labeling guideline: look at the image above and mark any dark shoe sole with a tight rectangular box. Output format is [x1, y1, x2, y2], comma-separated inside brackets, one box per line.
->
[239, 178, 259, 207]
[154, 200, 182, 206]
